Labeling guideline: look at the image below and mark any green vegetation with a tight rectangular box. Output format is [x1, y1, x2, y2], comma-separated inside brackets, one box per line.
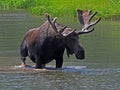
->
[0, 0, 120, 18]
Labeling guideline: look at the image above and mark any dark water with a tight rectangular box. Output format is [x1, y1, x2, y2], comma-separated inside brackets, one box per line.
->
[0, 12, 120, 90]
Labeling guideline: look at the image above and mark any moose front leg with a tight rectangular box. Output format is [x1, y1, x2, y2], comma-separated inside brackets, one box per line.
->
[35, 56, 43, 69]
[55, 56, 63, 68]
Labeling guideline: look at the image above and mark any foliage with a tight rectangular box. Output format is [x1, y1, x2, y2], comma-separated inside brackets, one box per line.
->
[0, 0, 120, 18]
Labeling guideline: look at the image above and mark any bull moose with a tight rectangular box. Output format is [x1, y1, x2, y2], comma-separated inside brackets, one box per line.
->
[20, 9, 101, 69]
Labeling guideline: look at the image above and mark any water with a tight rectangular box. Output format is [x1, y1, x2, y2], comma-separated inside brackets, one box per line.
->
[0, 11, 120, 90]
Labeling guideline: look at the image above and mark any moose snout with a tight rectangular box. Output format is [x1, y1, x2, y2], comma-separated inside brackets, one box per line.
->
[75, 50, 85, 59]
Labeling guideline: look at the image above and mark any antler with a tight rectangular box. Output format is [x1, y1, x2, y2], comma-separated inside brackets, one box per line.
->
[76, 9, 101, 35]
[45, 13, 67, 37]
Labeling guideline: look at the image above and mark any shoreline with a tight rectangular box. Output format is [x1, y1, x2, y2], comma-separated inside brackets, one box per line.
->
[0, 0, 120, 19]
[0, 10, 120, 21]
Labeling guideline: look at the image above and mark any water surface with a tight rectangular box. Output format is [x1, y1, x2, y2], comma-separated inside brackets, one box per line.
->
[0, 12, 120, 90]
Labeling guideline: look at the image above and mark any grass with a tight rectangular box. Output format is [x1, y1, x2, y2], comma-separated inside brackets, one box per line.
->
[0, 0, 120, 18]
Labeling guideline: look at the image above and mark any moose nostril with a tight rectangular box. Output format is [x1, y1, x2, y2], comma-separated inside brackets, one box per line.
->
[76, 50, 85, 59]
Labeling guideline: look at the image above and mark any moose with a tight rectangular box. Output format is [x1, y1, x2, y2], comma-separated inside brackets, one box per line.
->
[20, 9, 101, 69]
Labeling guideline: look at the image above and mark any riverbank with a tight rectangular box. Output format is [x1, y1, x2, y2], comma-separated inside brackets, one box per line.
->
[0, 0, 120, 19]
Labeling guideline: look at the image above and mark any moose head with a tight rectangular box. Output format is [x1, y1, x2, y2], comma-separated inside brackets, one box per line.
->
[45, 9, 101, 60]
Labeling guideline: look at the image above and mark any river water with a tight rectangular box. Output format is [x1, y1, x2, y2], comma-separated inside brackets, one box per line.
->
[0, 12, 120, 90]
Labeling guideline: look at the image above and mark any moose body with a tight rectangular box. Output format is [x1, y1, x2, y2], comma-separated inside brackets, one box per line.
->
[20, 9, 101, 69]
[20, 21, 84, 68]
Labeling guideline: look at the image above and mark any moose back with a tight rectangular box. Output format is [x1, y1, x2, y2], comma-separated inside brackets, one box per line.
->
[20, 9, 101, 69]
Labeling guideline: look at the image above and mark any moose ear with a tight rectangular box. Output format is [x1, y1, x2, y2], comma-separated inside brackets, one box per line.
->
[61, 28, 75, 36]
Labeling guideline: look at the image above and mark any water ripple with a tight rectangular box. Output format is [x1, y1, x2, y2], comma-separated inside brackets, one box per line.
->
[1, 66, 120, 76]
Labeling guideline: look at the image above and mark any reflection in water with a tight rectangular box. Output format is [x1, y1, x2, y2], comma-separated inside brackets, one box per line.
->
[0, 12, 120, 90]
